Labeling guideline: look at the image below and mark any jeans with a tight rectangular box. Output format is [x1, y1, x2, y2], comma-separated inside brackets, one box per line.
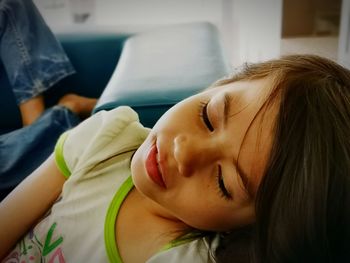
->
[0, 106, 80, 201]
[0, 0, 79, 200]
[0, 0, 75, 104]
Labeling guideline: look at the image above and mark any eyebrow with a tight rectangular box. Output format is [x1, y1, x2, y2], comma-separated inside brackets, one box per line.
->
[223, 92, 231, 126]
[234, 160, 251, 197]
[222, 92, 253, 197]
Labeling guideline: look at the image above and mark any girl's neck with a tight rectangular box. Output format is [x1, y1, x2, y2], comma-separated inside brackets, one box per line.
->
[116, 187, 190, 263]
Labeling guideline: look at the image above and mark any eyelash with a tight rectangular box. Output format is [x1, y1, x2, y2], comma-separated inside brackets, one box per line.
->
[199, 101, 231, 200]
[198, 101, 214, 132]
[216, 165, 232, 200]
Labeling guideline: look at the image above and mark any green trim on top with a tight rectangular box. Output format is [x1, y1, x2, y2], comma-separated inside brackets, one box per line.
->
[105, 176, 134, 263]
[54, 131, 71, 178]
[160, 232, 201, 252]
[104, 176, 199, 262]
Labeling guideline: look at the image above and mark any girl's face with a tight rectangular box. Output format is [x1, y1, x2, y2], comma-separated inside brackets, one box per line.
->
[131, 78, 277, 231]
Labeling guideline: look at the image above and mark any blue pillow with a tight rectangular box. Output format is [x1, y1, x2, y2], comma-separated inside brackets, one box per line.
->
[93, 22, 230, 127]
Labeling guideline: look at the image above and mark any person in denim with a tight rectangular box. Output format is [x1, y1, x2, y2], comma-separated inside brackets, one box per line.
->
[0, 0, 97, 200]
[0, 0, 76, 125]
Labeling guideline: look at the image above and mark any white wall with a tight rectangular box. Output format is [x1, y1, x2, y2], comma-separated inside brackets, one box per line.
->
[223, 0, 282, 67]
[34, 0, 224, 32]
[34, 0, 282, 68]
[96, 0, 222, 28]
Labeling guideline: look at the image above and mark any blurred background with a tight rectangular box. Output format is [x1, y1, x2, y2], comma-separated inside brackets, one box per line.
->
[33, 0, 350, 69]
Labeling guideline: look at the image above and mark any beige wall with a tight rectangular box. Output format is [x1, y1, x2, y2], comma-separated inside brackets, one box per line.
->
[282, 0, 341, 37]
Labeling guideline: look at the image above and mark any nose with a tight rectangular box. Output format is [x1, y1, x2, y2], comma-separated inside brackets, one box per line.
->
[173, 133, 219, 177]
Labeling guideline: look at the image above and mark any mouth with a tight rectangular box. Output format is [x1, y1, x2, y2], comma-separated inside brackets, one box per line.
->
[145, 143, 166, 188]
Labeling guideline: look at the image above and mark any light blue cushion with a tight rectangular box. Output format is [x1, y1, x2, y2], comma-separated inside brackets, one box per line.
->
[93, 22, 230, 127]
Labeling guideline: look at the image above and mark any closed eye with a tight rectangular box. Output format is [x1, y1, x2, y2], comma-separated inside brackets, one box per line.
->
[217, 165, 232, 200]
[199, 101, 214, 132]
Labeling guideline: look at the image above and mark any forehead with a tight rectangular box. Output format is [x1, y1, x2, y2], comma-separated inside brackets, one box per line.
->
[213, 77, 274, 99]
[209, 78, 278, 196]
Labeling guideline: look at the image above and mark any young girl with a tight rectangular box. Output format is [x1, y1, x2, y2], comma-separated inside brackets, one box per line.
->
[1, 54, 350, 263]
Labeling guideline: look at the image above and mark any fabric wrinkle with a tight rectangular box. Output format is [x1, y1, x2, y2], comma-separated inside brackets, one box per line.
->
[0, 0, 75, 104]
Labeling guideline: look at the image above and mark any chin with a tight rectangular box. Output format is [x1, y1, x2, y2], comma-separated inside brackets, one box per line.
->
[130, 150, 144, 186]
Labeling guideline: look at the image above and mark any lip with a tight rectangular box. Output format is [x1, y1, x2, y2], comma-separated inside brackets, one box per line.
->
[145, 143, 166, 188]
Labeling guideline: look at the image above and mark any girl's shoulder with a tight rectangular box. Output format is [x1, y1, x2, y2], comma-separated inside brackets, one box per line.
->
[148, 234, 219, 263]
[55, 106, 150, 177]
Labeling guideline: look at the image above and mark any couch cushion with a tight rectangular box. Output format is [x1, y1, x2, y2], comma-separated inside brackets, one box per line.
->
[45, 33, 130, 105]
[93, 22, 230, 127]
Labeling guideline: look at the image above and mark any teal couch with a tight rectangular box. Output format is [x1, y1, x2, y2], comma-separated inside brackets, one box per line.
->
[0, 22, 231, 200]
[0, 22, 230, 133]
[0, 33, 130, 134]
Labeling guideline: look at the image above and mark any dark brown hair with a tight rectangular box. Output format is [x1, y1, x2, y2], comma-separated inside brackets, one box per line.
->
[215, 55, 350, 262]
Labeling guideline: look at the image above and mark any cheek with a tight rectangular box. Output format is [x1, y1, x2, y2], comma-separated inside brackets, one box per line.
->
[175, 199, 254, 231]
[151, 97, 199, 133]
[160, 182, 255, 231]
[130, 139, 152, 195]
[130, 148, 144, 189]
